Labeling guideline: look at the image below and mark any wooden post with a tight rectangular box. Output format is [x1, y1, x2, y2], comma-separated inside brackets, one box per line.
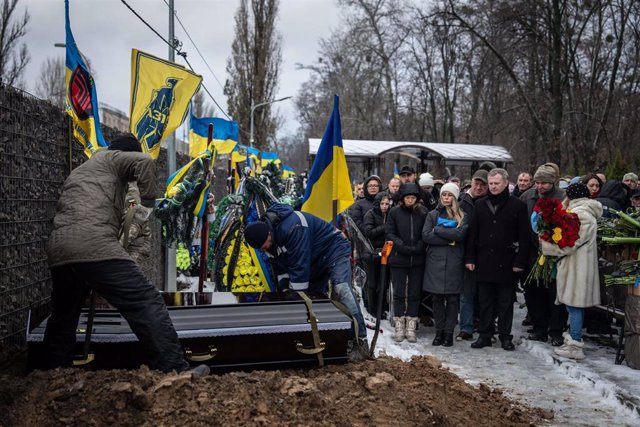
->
[198, 124, 214, 293]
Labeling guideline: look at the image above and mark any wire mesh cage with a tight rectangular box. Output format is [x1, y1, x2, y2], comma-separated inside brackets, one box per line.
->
[0, 84, 74, 364]
[0, 84, 191, 364]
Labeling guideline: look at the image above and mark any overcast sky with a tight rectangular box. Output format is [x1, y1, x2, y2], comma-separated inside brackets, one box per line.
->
[19, 0, 342, 138]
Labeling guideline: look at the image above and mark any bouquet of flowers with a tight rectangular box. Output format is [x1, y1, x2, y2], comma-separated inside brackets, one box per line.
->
[526, 197, 581, 285]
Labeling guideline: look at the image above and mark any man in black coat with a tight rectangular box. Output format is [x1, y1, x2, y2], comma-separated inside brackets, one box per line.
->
[512, 172, 533, 198]
[457, 169, 489, 341]
[391, 165, 417, 205]
[520, 163, 567, 346]
[465, 168, 530, 351]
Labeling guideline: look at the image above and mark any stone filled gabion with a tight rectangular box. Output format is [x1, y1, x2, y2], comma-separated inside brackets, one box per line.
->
[0, 84, 187, 364]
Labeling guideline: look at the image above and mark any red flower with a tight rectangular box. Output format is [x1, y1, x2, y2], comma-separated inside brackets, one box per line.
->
[532, 197, 581, 248]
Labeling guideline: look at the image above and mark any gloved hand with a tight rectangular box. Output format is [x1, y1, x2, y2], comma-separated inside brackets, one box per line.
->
[411, 245, 424, 255]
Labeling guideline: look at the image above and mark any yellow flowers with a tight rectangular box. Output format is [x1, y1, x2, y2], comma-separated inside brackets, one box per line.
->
[552, 227, 562, 243]
[167, 183, 180, 198]
[222, 229, 269, 292]
[538, 254, 545, 266]
[176, 244, 191, 270]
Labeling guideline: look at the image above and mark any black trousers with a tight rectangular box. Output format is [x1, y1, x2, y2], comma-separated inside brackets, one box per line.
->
[43, 260, 189, 373]
[432, 294, 460, 334]
[477, 281, 515, 340]
[391, 266, 424, 317]
[525, 279, 568, 337]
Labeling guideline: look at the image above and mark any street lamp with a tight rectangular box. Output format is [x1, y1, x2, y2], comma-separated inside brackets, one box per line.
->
[249, 96, 292, 147]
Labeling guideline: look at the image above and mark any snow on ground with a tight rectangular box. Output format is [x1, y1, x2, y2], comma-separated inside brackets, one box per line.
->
[366, 293, 640, 426]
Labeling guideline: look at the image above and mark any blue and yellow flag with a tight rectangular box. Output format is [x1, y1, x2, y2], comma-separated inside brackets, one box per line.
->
[260, 151, 281, 167]
[247, 146, 261, 171]
[189, 113, 238, 157]
[130, 49, 202, 159]
[282, 165, 295, 178]
[163, 146, 216, 218]
[64, 0, 107, 157]
[394, 162, 400, 178]
[302, 95, 353, 223]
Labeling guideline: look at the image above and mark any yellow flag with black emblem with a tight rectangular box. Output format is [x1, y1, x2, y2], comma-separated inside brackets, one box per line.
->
[129, 49, 202, 159]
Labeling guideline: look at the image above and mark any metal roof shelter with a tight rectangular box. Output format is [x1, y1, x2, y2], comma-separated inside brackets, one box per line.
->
[308, 139, 513, 166]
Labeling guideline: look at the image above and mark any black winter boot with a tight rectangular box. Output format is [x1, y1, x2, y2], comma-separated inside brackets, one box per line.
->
[443, 333, 454, 347]
[432, 331, 445, 346]
[470, 336, 493, 349]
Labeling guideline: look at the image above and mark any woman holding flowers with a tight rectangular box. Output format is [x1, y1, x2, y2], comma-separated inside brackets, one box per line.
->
[539, 183, 603, 360]
[422, 183, 468, 347]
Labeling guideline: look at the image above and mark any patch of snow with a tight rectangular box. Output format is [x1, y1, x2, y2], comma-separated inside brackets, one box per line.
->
[366, 293, 640, 426]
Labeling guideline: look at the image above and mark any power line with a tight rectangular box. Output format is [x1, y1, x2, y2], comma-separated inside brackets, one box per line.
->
[162, 0, 226, 92]
[119, 0, 231, 120]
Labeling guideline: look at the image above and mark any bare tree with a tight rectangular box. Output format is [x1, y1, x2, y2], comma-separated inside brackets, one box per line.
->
[224, 0, 282, 150]
[35, 56, 65, 108]
[192, 88, 216, 118]
[296, 0, 640, 174]
[0, 0, 30, 87]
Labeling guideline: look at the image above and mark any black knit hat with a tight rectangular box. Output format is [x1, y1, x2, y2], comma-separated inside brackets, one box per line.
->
[244, 221, 270, 248]
[566, 183, 590, 200]
[108, 133, 142, 152]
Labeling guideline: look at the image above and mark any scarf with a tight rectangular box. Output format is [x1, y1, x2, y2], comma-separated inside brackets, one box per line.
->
[488, 186, 510, 207]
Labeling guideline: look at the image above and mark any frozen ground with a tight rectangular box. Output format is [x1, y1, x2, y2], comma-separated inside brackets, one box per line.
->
[366, 293, 640, 426]
[177, 274, 639, 425]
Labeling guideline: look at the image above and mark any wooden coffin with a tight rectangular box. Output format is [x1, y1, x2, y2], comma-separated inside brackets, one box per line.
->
[27, 293, 352, 371]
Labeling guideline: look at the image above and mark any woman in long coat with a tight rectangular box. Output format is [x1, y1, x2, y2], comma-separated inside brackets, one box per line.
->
[422, 183, 468, 347]
[362, 192, 391, 315]
[540, 183, 602, 360]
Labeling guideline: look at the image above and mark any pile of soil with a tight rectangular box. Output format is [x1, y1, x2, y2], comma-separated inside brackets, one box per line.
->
[0, 356, 547, 426]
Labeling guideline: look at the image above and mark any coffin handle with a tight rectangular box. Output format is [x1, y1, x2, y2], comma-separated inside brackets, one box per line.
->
[295, 341, 326, 355]
[185, 345, 217, 362]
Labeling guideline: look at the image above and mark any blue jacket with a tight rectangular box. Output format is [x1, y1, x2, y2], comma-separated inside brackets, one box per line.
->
[264, 203, 351, 290]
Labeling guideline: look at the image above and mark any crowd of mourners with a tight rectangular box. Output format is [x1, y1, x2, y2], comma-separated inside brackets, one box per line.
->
[349, 162, 640, 360]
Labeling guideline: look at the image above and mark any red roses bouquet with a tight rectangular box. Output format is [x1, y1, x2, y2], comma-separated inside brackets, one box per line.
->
[526, 198, 581, 285]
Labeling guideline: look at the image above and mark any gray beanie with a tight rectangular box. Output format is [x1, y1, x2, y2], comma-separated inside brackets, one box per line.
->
[533, 164, 558, 184]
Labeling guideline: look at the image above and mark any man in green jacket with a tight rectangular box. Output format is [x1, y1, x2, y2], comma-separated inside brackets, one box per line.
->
[44, 134, 198, 374]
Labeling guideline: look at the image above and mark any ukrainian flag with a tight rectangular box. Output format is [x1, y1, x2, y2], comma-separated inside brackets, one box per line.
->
[130, 49, 202, 159]
[394, 162, 400, 178]
[163, 147, 216, 218]
[282, 165, 295, 178]
[64, 0, 107, 157]
[261, 151, 281, 167]
[247, 146, 261, 170]
[189, 113, 238, 157]
[302, 95, 353, 223]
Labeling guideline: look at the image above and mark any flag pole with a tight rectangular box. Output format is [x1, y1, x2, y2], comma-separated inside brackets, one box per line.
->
[164, 0, 177, 292]
[198, 124, 214, 293]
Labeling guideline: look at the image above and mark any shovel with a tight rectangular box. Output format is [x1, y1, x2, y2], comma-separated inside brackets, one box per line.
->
[369, 240, 393, 357]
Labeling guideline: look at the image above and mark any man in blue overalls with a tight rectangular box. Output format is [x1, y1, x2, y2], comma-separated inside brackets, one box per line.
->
[244, 203, 369, 362]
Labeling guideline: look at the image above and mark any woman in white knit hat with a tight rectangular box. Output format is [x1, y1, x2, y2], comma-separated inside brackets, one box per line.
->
[418, 173, 437, 211]
[422, 183, 468, 347]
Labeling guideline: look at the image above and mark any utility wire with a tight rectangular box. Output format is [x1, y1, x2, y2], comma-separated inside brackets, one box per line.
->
[119, 0, 231, 120]
[162, 0, 226, 91]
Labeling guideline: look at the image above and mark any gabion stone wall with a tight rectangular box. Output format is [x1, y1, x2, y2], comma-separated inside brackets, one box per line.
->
[0, 84, 186, 364]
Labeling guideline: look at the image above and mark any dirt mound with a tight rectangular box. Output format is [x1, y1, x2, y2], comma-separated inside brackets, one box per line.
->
[0, 356, 543, 426]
